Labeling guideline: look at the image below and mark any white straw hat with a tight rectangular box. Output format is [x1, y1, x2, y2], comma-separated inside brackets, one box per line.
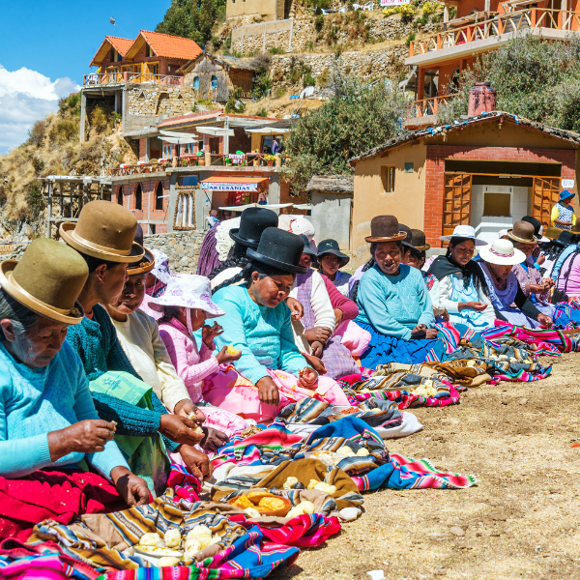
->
[479, 239, 526, 266]
[440, 225, 487, 246]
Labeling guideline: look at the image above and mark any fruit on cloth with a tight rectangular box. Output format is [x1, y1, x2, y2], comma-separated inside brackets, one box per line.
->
[164, 529, 181, 548]
[140, 533, 163, 546]
[226, 346, 241, 355]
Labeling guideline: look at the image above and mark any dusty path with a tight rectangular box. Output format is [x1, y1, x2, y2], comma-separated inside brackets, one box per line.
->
[274, 352, 580, 580]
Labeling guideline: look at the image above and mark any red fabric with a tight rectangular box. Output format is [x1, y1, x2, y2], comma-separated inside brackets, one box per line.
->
[251, 514, 341, 548]
[0, 470, 127, 542]
[322, 275, 358, 321]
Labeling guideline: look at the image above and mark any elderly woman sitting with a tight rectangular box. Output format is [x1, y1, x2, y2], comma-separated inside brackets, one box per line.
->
[0, 239, 149, 541]
[207, 227, 351, 422]
[353, 216, 445, 367]
[478, 239, 552, 329]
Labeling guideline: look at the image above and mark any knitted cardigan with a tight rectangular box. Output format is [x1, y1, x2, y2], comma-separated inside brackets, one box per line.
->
[65, 304, 179, 452]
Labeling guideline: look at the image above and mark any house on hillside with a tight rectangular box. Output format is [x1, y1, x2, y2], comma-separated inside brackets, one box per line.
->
[405, 0, 580, 127]
[226, 0, 292, 21]
[179, 53, 257, 102]
[349, 112, 580, 267]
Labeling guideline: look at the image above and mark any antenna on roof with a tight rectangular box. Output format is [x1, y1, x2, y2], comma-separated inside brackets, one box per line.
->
[110, 16, 116, 34]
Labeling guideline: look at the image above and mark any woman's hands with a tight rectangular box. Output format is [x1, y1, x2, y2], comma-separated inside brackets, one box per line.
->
[110, 466, 150, 507]
[303, 353, 327, 375]
[304, 326, 332, 344]
[310, 340, 324, 357]
[216, 346, 242, 365]
[286, 297, 304, 321]
[200, 427, 228, 453]
[202, 322, 223, 349]
[47, 420, 117, 462]
[459, 301, 488, 312]
[537, 313, 553, 328]
[174, 399, 205, 425]
[159, 414, 205, 446]
[334, 308, 344, 325]
[298, 367, 318, 389]
[256, 376, 280, 406]
[178, 445, 214, 480]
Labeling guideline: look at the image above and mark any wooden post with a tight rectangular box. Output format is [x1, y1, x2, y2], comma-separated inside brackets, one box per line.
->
[530, 8, 537, 27]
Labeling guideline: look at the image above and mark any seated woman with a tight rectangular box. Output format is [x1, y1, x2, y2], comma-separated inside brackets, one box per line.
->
[406, 229, 447, 321]
[0, 239, 149, 541]
[354, 216, 446, 367]
[478, 239, 552, 328]
[61, 201, 207, 493]
[208, 227, 352, 422]
[428, 225, 495, 330]
[316, 239, 352, 297]
[509, 221, 555, 318]
[210, 207, 279, 290]
[150, 274, 248, 438]
[290, 236, 359, 379]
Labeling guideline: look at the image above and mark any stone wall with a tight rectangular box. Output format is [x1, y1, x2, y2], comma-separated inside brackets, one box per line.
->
[143, 230, 207, 274]
[230, 14, 439, 55]
[126, 85, 198, 118]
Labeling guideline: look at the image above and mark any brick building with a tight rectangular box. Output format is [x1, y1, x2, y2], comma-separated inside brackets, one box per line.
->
[349, 112, 580, 267]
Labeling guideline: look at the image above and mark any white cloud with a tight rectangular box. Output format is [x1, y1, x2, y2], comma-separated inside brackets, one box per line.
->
[0, 65, 80, 154]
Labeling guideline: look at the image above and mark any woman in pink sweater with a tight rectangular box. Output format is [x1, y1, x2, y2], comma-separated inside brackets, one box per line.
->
[149, 274, 248, 438]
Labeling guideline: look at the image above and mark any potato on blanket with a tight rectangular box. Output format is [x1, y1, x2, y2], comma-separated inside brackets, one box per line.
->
[164, 529, 182, 548]
[139, 532, 163, 546]
[158, 556, 182, 567]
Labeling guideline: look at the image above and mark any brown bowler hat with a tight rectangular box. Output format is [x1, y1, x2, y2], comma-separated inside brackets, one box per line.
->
[507, 220, 538, 244]
[127, 225, 155, 275]
[365, 215, 408, 243]
[0, 238, 88, 325]
[60, 200, 144, 263]
[544, 225, 561, 240]
[410, 228, 431, 251]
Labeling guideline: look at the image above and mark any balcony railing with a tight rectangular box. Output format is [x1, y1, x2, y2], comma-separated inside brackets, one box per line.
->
[107, 153, 285, 177]
[409, 8, 580, 57]
[83, 72, 183, 86]
[406, 95, 454, 119]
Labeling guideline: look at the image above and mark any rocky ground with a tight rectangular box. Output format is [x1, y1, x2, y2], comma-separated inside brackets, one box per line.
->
[274, 351, 580, 580]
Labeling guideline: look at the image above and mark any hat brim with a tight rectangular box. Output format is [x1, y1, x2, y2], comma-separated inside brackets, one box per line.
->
[507, 230, 538, 245]
[412, 243, 431, 251]
[229, 228, 260, 250]
[365, 232, 408, 243]
[128, 249, 155, 275]
[148, 296, 225, 318]
[60, 222, 145, 263]
[479, 245, 526, 266]
[439, 234, 487, 246]
[0, 261, 85, 325]
[317, 249, 350, 268]
[246, 248, 307, 274]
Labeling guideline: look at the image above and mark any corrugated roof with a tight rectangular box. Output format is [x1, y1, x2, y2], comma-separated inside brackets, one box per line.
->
[350, 112, 580, 164]
[125, 30, 203, 61]
[90, 36, 134, 67]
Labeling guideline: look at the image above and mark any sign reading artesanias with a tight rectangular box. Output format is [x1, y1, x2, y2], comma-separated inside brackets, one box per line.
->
[380, 0, 410, 6]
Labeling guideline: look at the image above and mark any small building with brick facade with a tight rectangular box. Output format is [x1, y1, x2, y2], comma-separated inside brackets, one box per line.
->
[349, 112, 580, 267]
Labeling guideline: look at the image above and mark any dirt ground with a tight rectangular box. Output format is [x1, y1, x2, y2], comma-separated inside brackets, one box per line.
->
[274, 352, 580, 580]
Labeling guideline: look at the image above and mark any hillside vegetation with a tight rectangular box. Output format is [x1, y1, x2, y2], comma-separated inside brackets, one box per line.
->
[0, 96, 136, 240]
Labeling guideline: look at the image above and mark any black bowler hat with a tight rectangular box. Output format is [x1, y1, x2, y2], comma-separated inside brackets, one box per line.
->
[247, 227, 307, 274]
[400, 223, 414, 249]
[555, 229, 574, 248]
[128, 224, 155, 275]
[317, 238, 350, 268]
[299, 234, 318, 259]
[229, 207, 278, 249]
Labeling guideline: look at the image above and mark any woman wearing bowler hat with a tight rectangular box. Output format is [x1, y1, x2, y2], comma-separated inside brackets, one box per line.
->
[354, 216, 446, 367]
[204, 228, 352, 422]
[316, 239, 352, 297]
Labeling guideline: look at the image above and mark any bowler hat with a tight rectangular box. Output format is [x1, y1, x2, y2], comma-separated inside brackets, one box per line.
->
[554, 229, 574, 248]
[410, 229, 431, 251]
[229, 207, 278, 249]
[317, 239, 350, 268]
[544, 225, 561, 241]
[60, 200, 144, 263]
[507, 220, 538, 245]
[247, 227, 307, 274]
[365, 215, 407, 243]
[400, 224, 414, 249]
[0, 238, 88, 325]
[521, 216, 549, 243]
[127, 225, 155, 275]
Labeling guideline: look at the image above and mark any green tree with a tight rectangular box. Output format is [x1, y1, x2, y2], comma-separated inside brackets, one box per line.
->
[284, 72, 406, 192]
[156, 0, 195, 38]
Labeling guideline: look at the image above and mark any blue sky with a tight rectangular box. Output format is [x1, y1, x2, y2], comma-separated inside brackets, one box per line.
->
[0, 0, 172, 153]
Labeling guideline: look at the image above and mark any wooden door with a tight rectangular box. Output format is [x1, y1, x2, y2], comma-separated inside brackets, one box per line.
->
[532, 177, 560, 231]
[442, 173, 472, 238]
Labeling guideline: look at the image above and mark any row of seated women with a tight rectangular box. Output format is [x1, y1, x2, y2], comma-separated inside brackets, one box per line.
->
[0, 200, 568, 540]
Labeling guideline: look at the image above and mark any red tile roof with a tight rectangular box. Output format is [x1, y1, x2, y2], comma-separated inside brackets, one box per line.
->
[126, 31, 203, 61]
[90, 36, 134, 67]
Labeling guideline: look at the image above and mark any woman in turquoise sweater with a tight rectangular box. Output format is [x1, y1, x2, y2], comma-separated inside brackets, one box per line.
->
[0, 239, 149, 539]
[353, 216, 445, 367]
[207, 227, 351, 422]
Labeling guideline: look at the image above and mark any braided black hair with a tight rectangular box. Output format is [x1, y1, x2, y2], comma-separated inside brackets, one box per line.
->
[211, 261, 295, 294]
[208, 243, 249, 280]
